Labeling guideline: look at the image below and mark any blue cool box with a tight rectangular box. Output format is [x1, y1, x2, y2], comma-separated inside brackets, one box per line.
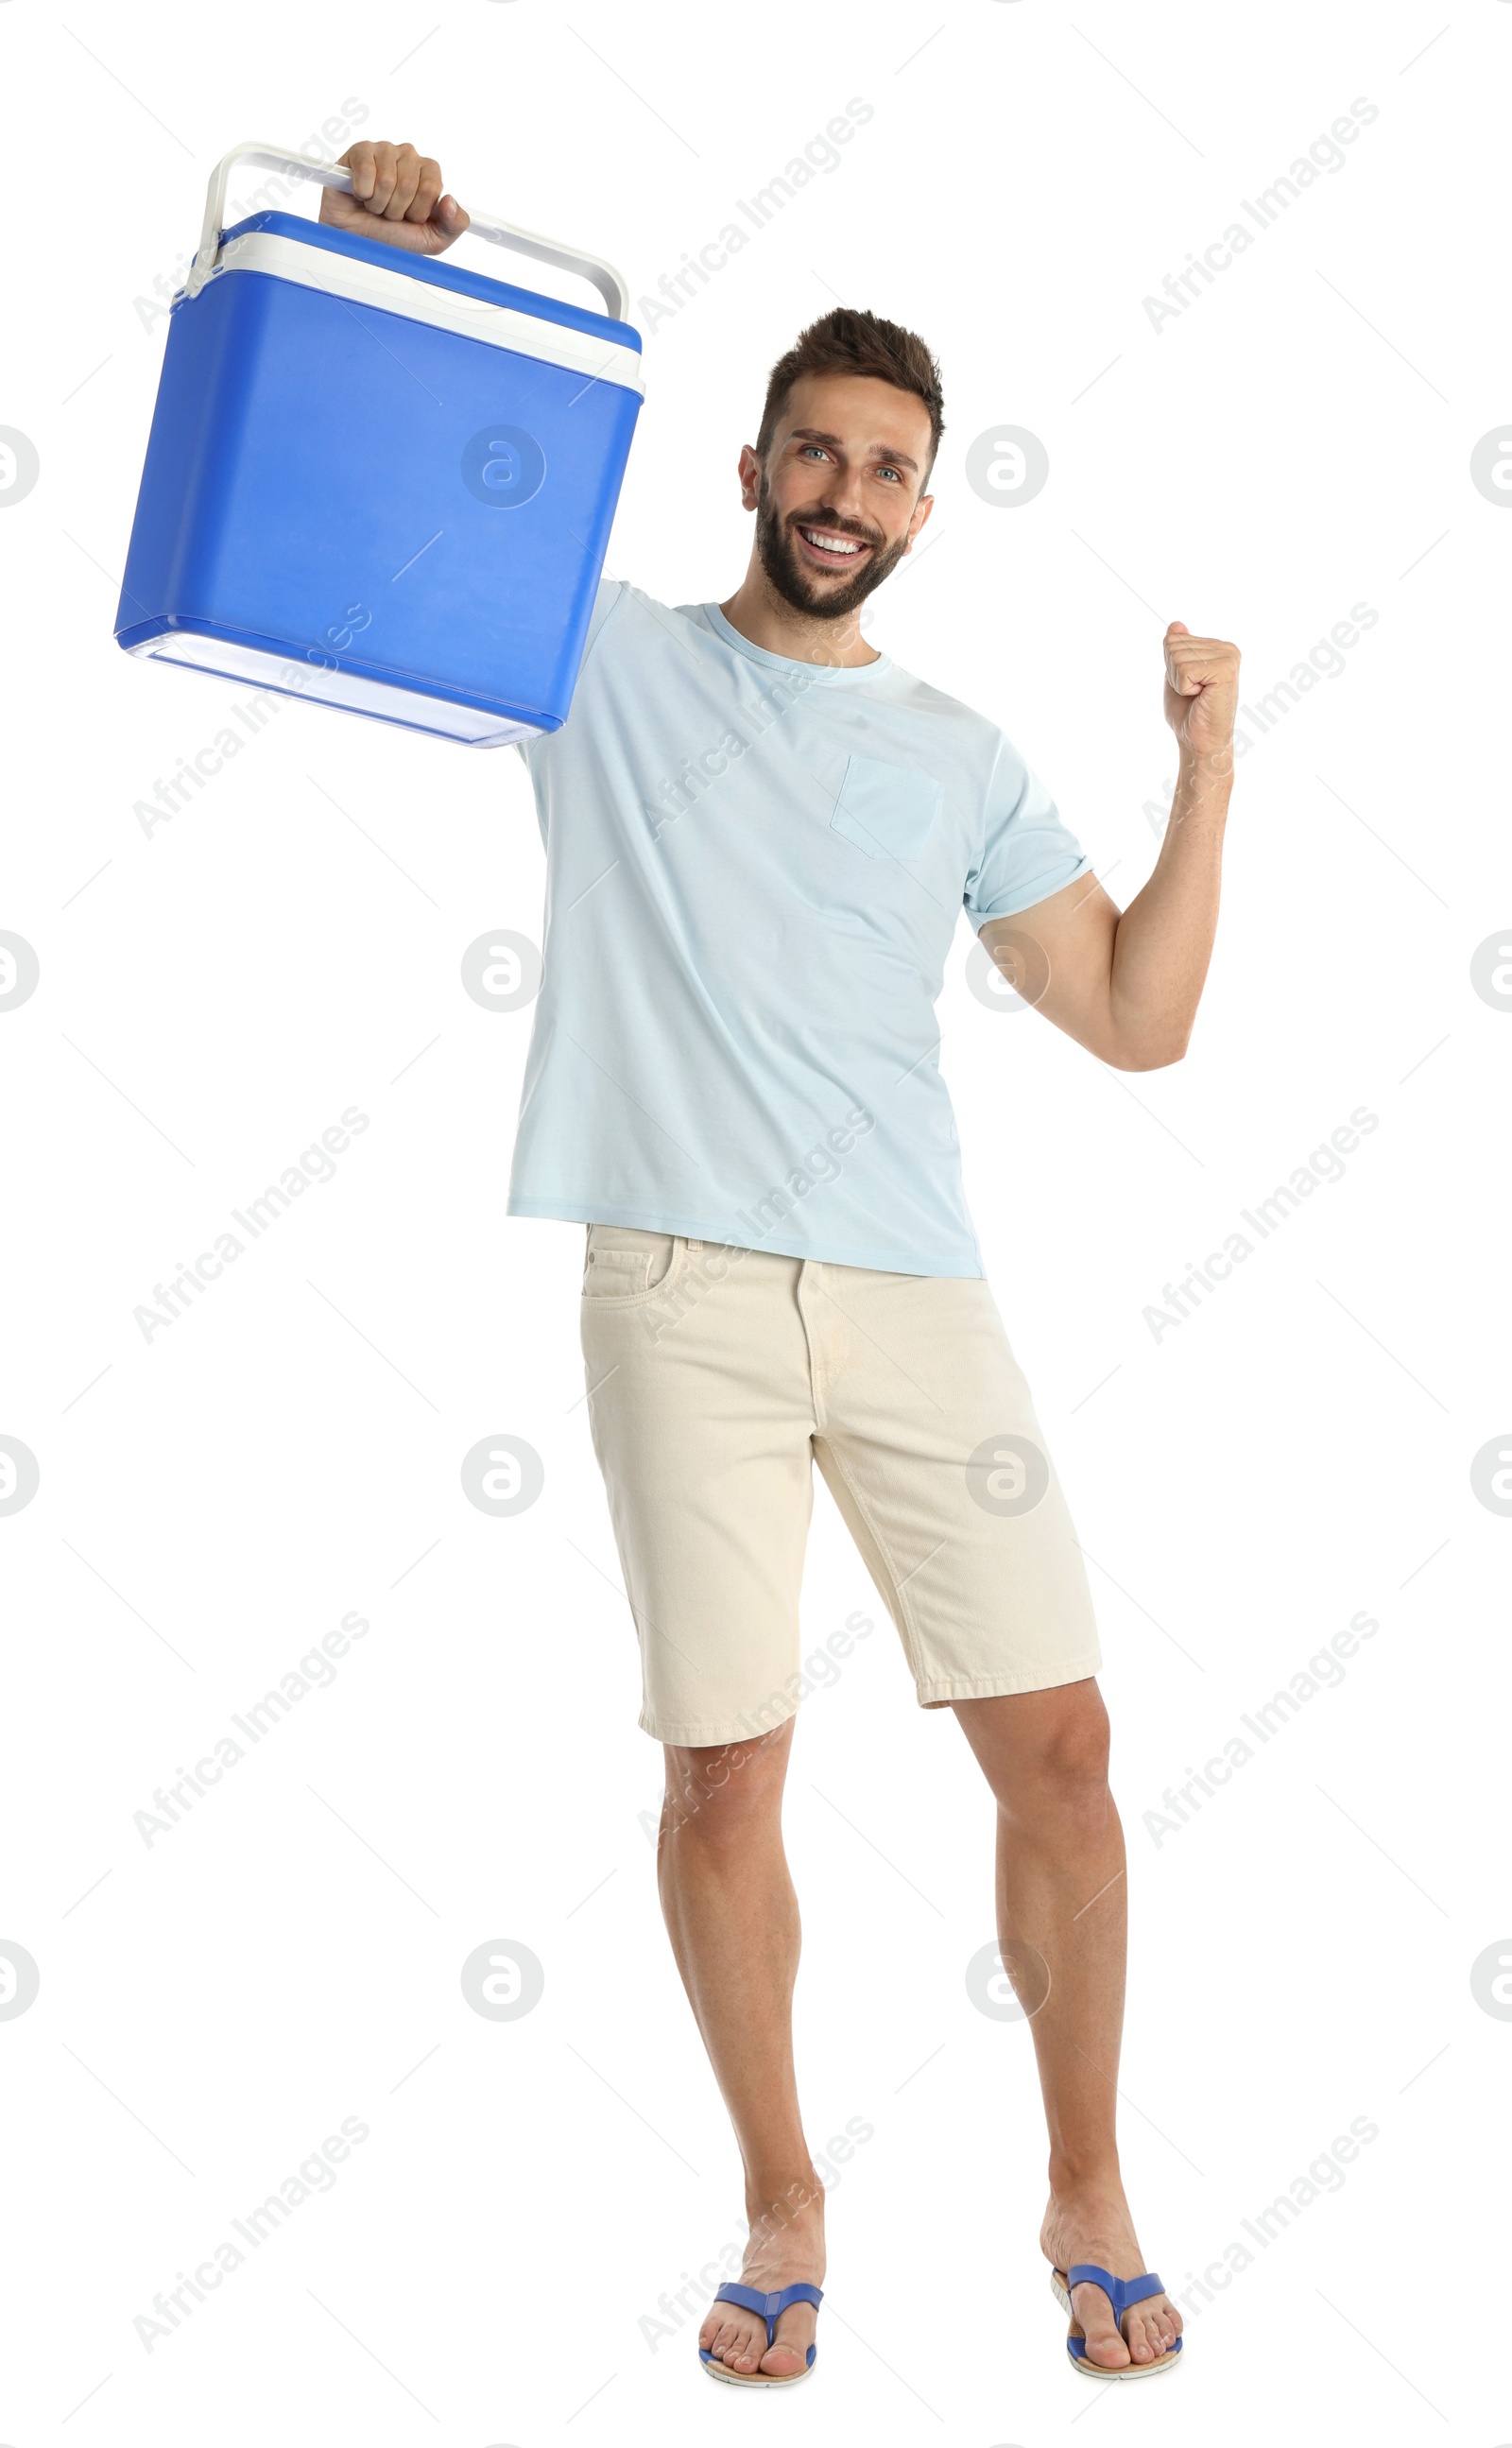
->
[116, 170, 643, 746]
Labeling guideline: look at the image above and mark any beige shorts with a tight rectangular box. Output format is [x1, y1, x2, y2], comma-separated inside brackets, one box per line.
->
[580, 1225, 1102, 1746]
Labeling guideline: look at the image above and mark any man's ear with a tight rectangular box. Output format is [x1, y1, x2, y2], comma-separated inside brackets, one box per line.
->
[904, 491, 935, 552]
[736, 442, 762, 512]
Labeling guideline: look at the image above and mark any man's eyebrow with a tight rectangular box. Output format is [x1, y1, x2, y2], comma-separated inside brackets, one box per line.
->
[787, 426, 920, 474]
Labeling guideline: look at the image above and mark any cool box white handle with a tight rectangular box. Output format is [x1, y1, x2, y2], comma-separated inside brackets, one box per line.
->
[185, 141, 631, 324]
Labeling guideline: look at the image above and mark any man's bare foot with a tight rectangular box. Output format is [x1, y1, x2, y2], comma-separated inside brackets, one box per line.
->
[1040, 2183, 1183, 2371]
[698, 2184, 826, 2380]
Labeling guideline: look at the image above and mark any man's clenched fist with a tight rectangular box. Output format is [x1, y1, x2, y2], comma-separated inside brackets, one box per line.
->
[318, 140, 469, 256]
[1162, 622, 1241, 765]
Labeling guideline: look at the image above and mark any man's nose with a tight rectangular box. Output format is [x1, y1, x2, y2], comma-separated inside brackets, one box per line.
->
[813, 488, 872, 530]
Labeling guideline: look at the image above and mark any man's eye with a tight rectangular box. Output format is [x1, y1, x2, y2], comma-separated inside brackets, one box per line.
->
[877, 466, 902, 483]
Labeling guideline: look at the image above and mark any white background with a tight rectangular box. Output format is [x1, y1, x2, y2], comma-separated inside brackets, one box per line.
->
[1, 2, 1506, 2441]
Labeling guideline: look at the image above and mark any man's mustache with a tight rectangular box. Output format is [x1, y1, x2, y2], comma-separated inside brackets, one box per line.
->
[784, 509, 885, 550]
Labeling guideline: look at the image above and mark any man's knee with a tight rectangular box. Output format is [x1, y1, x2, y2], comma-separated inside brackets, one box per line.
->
[662, 1726, 790, 1842]
[1038, 1683, 1111, 1786]
[984, 1681, 1111, 1812]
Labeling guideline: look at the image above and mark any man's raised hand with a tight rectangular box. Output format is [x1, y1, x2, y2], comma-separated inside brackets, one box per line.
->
[318, 141, 469, 255]
[1162, 621, 1240, 767]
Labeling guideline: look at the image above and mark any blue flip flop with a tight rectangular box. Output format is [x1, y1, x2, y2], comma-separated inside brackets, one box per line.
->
[699, 2281, 824, 2386]
[1051, 2264, 1183, 2379]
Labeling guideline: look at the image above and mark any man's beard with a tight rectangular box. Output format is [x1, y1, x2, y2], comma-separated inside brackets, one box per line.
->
[754, 481, 910, 621]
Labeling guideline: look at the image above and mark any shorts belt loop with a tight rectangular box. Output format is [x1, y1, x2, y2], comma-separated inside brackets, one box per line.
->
[687, 1238, 702, 1251]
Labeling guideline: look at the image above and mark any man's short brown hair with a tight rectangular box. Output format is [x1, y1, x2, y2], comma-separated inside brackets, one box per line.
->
[755, 307, 945, 477]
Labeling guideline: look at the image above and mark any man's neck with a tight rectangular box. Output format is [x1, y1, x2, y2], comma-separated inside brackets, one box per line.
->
[717, 560, 882, 668]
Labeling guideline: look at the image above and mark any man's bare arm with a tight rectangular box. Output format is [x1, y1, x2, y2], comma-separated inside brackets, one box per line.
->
[979, 622, 1239, 1072]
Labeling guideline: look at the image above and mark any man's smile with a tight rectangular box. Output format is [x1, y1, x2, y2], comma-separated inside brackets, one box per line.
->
[793, 520, 875, 568]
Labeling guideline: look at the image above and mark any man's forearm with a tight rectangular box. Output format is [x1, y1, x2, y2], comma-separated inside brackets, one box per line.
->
[1107, 747, 1232, 1068]
[978, 622, 1238, 1073]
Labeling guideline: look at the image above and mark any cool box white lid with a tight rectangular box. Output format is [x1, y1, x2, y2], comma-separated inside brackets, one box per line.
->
[193, 229, 644, 395]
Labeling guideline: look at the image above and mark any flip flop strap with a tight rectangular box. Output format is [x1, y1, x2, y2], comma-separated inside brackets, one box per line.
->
[1067, 2335, 1181, 2360]
[711, 2280, 824, 2345]
[1066, 2264, 1165, 2319]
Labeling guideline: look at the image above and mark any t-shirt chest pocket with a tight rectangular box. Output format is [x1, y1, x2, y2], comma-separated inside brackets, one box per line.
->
[829, 753, 942, 862]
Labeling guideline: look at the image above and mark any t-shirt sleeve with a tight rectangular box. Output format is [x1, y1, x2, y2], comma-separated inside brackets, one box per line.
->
[963, 735, 1093, 923]
[582, 571, 628, 659]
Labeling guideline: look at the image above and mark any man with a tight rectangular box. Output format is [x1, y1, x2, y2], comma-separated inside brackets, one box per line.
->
[323, 142, 1238, 2386]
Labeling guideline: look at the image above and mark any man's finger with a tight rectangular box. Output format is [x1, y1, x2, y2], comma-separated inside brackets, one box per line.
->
[344, 141, 378, 203]
[381, 142, 423, 220]
[1165, 636, 1241, 710]
[363, 142, 400, 216]
[407, 157, 444, 223]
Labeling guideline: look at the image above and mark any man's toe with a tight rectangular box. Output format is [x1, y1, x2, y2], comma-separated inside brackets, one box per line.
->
[756, 2312, 801, 2375]
[1072, 2286, 1131, 2369]
[1143, 2301, 1177, 2356]
[760, 2344, 805, 2375]
[708, 2317, 754, 2370]
[1130, 2301, 1177, 2361]
[1087, 2338, 1133, 2369]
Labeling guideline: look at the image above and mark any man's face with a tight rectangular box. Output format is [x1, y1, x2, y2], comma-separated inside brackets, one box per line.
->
[740, 372, 936, 621]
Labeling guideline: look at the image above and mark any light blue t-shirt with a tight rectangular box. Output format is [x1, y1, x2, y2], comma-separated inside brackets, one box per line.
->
[507, 582, 1091, 1276]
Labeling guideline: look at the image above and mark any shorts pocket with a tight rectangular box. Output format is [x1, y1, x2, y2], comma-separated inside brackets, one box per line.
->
[582, 1226, 684, 1306]
[829, 752, 941, 862]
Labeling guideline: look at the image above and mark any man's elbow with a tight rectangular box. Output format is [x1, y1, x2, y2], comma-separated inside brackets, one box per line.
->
[1108, 1026, 1192, 1072]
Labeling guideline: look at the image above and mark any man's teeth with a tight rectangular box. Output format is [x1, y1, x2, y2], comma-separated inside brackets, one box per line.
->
[799, 527, 864, 558]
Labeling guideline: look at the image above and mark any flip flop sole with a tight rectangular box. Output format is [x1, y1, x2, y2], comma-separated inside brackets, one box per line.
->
[701, 2356, 816, 2387]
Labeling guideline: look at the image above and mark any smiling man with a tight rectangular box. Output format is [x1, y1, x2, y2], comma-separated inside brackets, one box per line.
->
[323, 141, 1239, 2389]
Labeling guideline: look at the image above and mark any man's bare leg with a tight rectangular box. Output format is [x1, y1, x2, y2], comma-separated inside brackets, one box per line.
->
[659, 1720, 825, 2380]
[954, 1680, 1183, 2371]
